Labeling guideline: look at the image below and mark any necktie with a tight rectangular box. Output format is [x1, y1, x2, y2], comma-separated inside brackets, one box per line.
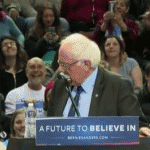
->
[68, 86, 83, 117]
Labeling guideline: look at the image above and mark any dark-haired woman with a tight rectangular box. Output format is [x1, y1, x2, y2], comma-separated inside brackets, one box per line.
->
[24, 2, 62, 65]
[0, 36, 28, 112]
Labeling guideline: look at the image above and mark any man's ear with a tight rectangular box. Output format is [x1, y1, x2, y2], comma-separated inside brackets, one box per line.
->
[82, 60, 91, 71]
[84, 60, 91, 67]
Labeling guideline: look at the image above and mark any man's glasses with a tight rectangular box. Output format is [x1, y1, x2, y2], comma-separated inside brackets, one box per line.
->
[58, 60, 83, 68]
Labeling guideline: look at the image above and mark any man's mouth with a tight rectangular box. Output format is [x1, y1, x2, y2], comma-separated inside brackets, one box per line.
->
[18, 128, 25, 134]
[116, 10, 122, 13]
[7, 49, 15, 52]
[31, 74, 42, 78]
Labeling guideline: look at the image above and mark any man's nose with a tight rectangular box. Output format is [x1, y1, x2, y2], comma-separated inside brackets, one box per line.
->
[110, 43, 113, 48]
[58, 66, 65, 72]
[47, 16, 52, 21]
[7, 43, 12, 47]
[34, 66, 39, 71]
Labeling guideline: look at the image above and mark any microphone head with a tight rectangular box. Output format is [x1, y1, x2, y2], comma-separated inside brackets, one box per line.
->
[57, 72, 71, 82]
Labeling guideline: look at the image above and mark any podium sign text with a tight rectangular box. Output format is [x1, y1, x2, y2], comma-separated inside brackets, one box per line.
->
[36, 116, 139, 146]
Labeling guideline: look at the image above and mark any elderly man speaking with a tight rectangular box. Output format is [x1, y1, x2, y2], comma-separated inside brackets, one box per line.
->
[47, 33, 150, 137]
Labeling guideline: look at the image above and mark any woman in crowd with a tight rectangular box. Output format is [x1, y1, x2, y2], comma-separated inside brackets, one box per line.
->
[24, 1, 61, 63]
[92, 0, 138, 57]
[101, 35, 143, 92]
[0, 6, 24, 47]
[10, 109, 25, 138]
[0, 36, 28, 112]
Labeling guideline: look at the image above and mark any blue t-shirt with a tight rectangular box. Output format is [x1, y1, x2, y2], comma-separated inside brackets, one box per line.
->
[118, 57, 138, 85]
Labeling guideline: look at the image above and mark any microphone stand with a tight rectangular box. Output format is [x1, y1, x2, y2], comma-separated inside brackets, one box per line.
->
[65, 81, 81, 117]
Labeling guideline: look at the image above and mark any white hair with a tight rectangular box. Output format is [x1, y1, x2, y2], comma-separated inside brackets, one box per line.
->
[60, 33, 101, 68]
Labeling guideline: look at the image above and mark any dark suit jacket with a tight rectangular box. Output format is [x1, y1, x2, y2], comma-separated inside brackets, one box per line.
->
[47, 67, 148, 127]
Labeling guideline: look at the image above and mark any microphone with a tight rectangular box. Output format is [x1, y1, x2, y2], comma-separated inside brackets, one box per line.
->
[57, 72, 80, 117]
[57, 72, 71, 82]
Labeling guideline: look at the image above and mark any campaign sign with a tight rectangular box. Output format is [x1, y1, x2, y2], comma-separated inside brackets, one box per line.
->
[36, 116, 139, 146]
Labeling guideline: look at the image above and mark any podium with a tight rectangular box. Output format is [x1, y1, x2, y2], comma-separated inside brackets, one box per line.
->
[7, 117, 148, 149]
[7, 138, 150, 150]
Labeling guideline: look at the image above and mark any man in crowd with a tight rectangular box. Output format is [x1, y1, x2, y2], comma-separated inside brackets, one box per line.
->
[47, 33, 150, 137]
[5, 57, 46, 117]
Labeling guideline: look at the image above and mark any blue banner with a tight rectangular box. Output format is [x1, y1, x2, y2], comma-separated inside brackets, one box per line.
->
[36, 116, 139, 146]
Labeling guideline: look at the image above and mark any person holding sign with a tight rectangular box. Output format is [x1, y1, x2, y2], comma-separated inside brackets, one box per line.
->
[47, 33, 150, 137]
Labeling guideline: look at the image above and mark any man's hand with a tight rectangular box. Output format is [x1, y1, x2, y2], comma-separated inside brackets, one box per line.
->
[139, 127, 150, 137]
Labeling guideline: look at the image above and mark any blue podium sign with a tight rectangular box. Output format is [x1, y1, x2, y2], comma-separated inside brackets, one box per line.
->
[36, 116, 139, 146]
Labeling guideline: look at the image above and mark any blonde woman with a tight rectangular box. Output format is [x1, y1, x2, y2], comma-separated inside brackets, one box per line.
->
[10, 109, 26, 138]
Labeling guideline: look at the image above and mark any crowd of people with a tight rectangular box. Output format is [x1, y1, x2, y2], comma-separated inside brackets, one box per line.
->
[1, 0, 150, 149]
